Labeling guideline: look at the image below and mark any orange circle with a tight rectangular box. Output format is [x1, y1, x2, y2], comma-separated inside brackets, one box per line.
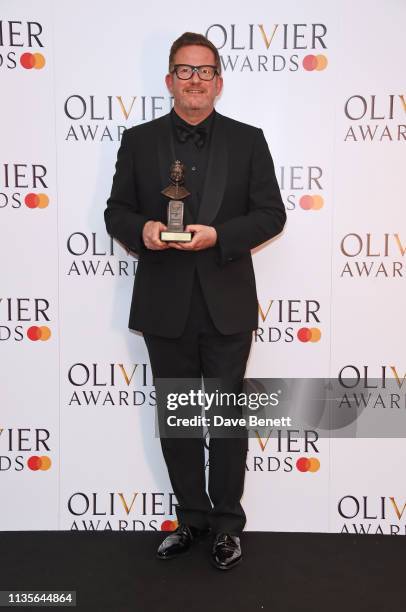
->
[39, 456, 52, 470]
[312, 195, 324, 210]
[37, 194, 49, 208]
[316, 55, 328, 71]
[308, 458, 320, 472]
[33, 53, 46, 69]
[39, 326, 51, 341]
[309, 328, 321, 342]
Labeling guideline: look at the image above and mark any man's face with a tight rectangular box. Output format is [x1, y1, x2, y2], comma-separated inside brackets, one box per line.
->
[166, 44, 223, 116]
[171, 163, 183, 182]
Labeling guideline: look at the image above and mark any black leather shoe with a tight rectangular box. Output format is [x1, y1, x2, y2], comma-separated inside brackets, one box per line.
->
[211, 533, 242, 570]
[157, 524, 210, 560]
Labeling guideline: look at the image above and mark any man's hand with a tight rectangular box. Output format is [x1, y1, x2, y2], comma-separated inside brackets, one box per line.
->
[142, 220, 170, 250]
[168, 225, 217, 251]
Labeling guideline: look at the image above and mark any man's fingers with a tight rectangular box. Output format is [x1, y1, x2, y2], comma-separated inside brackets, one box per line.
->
[153, 240, 170, 250]
[144, 222, 169, 250]
[168, 240, 196, 250]
[178, 239, 201, 250]
[167, 241, 185, 249]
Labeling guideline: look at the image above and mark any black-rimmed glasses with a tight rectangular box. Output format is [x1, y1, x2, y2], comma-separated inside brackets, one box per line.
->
[171, 64, 219, 81]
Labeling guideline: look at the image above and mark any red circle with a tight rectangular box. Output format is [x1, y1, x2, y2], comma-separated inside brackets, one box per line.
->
[20, 53, 35, 69]
[299, 195, 313, 210]
[25, 193, 39, 208]
[296, 457, 310, 472]
[161, 520, 174, 531]
[297, 327, 311, 342]
[27, 456, 41, 470]
[27, 326, 41, 341]
[161, 520, 178, 531]
[303, 55, 317, 71]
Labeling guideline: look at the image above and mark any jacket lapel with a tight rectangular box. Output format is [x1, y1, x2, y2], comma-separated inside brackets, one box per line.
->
[157, 114, 176, 190]
[197, 112, 228, 225]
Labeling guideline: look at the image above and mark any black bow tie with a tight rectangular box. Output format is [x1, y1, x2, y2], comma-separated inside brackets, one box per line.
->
[175, 123, 207, 149]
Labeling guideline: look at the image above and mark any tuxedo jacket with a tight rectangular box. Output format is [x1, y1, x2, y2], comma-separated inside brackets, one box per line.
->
[104, 111, 286, 338]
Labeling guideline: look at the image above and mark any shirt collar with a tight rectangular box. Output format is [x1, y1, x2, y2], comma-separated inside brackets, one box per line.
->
[171, 107, 216, 133]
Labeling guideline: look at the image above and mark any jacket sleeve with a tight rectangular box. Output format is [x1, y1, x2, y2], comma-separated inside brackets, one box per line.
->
[104, 129, 150, 254]
[213, 128, 286, 265]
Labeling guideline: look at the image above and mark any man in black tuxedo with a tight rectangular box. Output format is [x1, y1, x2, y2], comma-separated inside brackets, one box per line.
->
[105, 32, 286, 570]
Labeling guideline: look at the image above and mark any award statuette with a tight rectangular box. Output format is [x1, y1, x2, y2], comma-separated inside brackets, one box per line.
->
[160, 160, 193, 242]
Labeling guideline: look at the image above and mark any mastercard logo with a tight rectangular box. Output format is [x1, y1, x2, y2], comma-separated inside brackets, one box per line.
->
[297, 327, 321, 343]
[20, 52, 46, 70]
[296, 457, 320, 473]
[299, 195, 324, 210]
[27, 326, 51, 341]
[302, 54, 328, 71]
[24, 193, 49, 209]
[27, 455, 52, 471]
[160, 519, 178, 531]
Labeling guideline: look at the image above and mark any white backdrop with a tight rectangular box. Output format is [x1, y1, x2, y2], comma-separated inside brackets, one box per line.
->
[1, 0, 405, 535]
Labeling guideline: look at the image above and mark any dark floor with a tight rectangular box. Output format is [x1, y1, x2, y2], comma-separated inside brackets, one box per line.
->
[0, 530, 404, 612]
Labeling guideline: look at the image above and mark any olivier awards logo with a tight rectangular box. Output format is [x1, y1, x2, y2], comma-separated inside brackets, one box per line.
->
[0, 162, 49, 210]
[205, 23, 328, 73]
[66, 362, 155, 408]
[0, 20, 45, 70]
[256, 298, 322, 343]
[277, 164, 325, 212]
[0, 427, 51, 472]
[343, 94, 406, 142]
[66, 231, 137, 277]
[336, 367, 405, 535]
[338, 495, 406, 535]
[339, 233, 406, 278]
[63, 94, 173, 142]
[0, 297, 52, 342]
[246, 429, 320, 474]
[337, 364, 406, 410]
[67, 491, 178, 531]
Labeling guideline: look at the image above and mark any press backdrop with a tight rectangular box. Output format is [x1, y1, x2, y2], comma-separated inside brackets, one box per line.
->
[1, 0, 405, 534]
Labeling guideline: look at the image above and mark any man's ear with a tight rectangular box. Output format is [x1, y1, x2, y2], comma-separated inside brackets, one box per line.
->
[165, 73, 173, 94]
[216, 75, 224, 97]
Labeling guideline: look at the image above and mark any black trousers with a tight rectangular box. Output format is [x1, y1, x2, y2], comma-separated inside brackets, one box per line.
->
[143, 271, 252, 535]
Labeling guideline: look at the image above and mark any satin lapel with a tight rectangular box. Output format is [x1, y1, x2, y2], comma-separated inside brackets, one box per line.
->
[157, 114, 176, 190]
[197, 113, 228, 225]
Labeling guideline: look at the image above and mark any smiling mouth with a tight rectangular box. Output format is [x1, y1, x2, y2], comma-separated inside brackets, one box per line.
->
[185, 89, 205, 94]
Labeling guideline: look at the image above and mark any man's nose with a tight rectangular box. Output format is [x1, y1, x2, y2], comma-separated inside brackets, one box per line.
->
[190, 69, 201, 83]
